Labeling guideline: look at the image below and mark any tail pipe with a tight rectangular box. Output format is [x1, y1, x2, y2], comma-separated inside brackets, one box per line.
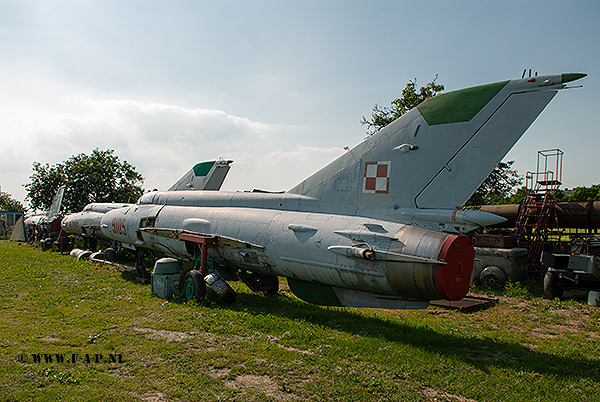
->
[388, 227, 474, 301]
[435, 235, 474, 300]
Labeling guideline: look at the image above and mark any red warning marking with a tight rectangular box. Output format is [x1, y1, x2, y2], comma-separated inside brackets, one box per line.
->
[363, 161, 391, 194]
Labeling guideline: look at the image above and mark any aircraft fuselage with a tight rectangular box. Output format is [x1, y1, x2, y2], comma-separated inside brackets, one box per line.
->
[100, 197, 474, 306]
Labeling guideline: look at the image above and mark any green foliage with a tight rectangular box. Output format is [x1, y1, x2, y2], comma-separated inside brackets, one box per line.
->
[568, 184, 600, 201]
[22, 162, 65, 212]
[465, 160, 522, 206]
[502, 280, 532, 300]
[507, 186, 529, 204]
[361, 76, 444, 135]
[506, 184, 600, 205]
[25, 149, 144, 213]
[0, 191, 24, 212]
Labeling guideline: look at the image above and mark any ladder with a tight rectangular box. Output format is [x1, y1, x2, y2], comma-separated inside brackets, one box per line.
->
[512, 149, 564, 273]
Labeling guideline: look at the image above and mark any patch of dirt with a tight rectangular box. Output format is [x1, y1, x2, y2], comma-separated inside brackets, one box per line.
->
[224, 374, 296, 401]
[422, 386, 478, 402]
[208, 367, 231, 379]
[133, 327, 191, 342]
[136, 391, 168, 402]
[39, 335, 63, 342]
[278, 281, 290, 292]
[266, 334, 314, 356]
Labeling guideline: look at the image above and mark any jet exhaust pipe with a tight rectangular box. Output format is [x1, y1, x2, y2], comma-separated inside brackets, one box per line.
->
[386, 226, 474, 301]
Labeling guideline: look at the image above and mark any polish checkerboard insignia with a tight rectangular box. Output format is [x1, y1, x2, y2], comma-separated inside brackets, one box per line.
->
[363, 161, 390, 194]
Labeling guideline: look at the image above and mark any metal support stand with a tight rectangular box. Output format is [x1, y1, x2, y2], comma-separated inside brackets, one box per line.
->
[177, 232, 237, 303]
[177, 233, 216, 274]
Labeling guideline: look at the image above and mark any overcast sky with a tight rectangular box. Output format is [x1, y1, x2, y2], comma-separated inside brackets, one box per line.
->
[1, 0, 598, 206]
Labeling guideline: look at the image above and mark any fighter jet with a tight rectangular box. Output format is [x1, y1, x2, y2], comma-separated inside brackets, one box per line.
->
[61, 202, 135, 249]
[61, 160, 233, 249]
[24, 186, 65, 240]
[99, 73, 586, 309]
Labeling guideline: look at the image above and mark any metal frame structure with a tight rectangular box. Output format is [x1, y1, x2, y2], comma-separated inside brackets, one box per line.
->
[513, 149, 564, 273]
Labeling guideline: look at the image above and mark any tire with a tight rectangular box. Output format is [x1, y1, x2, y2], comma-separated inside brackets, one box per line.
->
[237, 271, 279, 294]
[89, 237, 98, 252]
[543, 270, 564, 299]
[41, 238, 53, 251]
[265, 275, 279, 295]
[183, 270, 206, 302]
[104, 248, 117, 262]
[479, 266, 507, 290]
[204, 272, 237, 304]
[77, 250, 93, 260]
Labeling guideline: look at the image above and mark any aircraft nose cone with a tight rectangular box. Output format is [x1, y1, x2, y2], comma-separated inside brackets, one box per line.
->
[562, 73, 587, 84]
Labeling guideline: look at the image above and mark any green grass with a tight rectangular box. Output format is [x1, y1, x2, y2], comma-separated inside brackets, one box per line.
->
[0, 241, 599, 401]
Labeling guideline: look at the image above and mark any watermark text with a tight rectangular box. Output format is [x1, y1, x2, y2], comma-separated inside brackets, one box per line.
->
[17, 353, 123, 364]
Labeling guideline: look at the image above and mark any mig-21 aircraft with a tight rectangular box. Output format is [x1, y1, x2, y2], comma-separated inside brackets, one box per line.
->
[24, 186, 66, 244]
[61, 202, 135, 249]
[98, 72, 586, 309]
[61, 160, 233, 249]
[24, 186, 65, 231]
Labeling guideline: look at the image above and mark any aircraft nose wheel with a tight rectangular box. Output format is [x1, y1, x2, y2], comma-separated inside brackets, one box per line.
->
[183, 270, 206, 301]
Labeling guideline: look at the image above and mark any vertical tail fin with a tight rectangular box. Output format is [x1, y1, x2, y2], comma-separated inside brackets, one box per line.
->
[48, 186, 65, 215]
[288, 73, 585, 215]
[168, 160, 232, 191]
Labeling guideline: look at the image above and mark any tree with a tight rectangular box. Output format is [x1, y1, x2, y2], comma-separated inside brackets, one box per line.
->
[24, 162, 66, 212]
[361, 76, 444, 135]
[506, 186, 529, 205]
[464, 161, 522, 206]
[0, 191, 24, 211]
[25, 149, 144, 213]
[490, 184, 600, 205]
[568, 184, 600, 202]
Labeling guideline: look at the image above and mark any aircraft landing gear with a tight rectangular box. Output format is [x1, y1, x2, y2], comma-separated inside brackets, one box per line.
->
[182, 270, 237, 303]
[135, 248, 147, 283]
[179, 233, 238, 303]
[205, 271, 237, 303]
[237, 271, 279, 295]
[183, 270, 206, 302]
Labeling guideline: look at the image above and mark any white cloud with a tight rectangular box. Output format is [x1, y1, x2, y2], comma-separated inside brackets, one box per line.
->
[219, 145, 345, 192]
[0, 88, 344, 204]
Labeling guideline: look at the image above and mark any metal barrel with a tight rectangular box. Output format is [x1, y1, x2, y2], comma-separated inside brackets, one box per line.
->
[479, 201, 600, 229]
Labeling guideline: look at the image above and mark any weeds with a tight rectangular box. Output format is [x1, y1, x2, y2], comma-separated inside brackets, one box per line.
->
[0, 241, 598, 402]
[503, 280, 532, 300]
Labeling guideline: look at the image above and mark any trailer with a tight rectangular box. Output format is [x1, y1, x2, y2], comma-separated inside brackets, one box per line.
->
[541, 251, 600, 304]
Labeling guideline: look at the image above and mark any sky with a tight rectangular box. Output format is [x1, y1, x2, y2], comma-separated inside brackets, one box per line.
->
[1, 0, 599, 207]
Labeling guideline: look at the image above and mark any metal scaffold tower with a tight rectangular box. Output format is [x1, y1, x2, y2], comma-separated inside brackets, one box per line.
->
[512, 149, 564, 273]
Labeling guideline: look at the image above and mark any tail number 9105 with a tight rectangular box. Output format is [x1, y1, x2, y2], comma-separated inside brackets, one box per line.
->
[112, 217, 127, 236]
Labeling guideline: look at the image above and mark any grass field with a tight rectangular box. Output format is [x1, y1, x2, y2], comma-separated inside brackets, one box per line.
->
[0, 241, 599, 401]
